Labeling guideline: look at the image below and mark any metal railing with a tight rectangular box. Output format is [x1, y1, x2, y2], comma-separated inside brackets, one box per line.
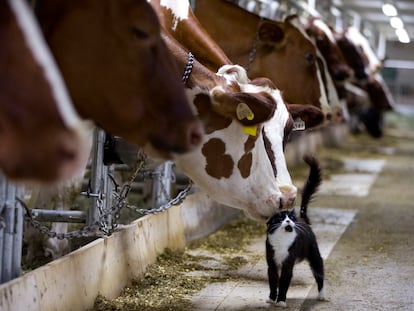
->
[0, 128, 178, 284]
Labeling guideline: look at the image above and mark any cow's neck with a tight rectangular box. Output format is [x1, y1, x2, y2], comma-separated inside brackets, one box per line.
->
[162, 31, 221, 90]
[152, 0, 232, 72]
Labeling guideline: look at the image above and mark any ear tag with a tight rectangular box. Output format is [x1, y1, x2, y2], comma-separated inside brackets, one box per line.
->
[236, 102, 254, 121]
[242, 125, 257, 136]
[293, 118, 306, 131]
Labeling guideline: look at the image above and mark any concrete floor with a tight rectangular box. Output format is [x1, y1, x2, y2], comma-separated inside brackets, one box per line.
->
[186, 117, 414, 310]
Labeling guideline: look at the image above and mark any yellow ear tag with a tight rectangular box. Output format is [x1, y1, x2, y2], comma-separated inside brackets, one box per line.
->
[236, 102, 254, 120]
[242, 125, 257, 136]
[246, 112, 255, 121]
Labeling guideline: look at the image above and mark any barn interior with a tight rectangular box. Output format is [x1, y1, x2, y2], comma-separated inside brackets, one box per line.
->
[1, 1, 414, 311]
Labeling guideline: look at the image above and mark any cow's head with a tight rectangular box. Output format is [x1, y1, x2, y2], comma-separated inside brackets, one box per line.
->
[247, 16, 331, 119]
[0, 0, 92, 182]
[194, 1, 332, 121]
[174, 65, 325, 221]
[344, 27, 382, 76]
[336, 32, 369, 80]
[37, 0, 202, 158]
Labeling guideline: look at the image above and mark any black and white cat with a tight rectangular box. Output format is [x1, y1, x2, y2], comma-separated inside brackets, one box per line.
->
[265, 155, 325, 307]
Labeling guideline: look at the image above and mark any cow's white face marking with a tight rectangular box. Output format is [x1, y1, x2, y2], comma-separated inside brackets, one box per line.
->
[313, 19, 336, 43]
[315, 48, 340, 117]
[346, 27, 381, 75]
[9, 0, 83, 130]
[159, 0, 190, 30]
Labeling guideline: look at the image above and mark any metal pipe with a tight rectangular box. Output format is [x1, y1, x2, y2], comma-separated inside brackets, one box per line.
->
[2, 200, 15, 283]
[104, 165, 114, 227]
[12, 188, 24, 279]
[151, 161, 173, 209]
[0, 173, 6, 282]
[0, 224, 3, 282]
[28, 209, 87, 223]
[88, 128, 106, 226]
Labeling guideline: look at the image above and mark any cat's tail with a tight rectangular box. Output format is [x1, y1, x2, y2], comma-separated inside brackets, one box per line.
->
[300, 155, 322, 225]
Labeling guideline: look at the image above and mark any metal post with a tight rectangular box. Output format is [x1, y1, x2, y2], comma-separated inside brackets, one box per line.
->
[352, 11, 361, 30]
[28, 209, 86, 223]
[104, 165, 114, 227]
[87, 128, 106, 226]
[12, 187, 24, 279]
[151, 161, 173, 209]
[0, 173, 6, 282]
[2, 183, 16, 282]
[377, 32, 387, 61]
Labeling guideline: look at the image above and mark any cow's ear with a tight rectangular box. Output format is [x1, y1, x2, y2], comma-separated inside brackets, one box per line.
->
[211, 89, 276, 125]
[258, 21, 285, 46]
[286, 104, 325, 129]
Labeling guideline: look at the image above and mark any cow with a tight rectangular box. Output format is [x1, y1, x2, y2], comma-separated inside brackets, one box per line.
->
[336, 27, 394, 137]
[305, 17, 353, 83]
[343, 27, 382, 77]
[305, 17, 354, 122]
[0, 0, 92, 183]
[19, 0, 204, 261]
[36, 0, 203, 160]
[194, 0, 333, 120]
[151, 0, 343, 125]
[161, 23, 325, 221]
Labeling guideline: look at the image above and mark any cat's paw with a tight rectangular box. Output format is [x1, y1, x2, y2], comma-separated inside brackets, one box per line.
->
[317, 288, 328, 301]
[276, 301, 287, 308]
[266, 298, 276, 304]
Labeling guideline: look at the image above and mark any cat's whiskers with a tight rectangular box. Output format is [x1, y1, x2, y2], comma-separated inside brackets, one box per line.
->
[293, 223, 308, 235]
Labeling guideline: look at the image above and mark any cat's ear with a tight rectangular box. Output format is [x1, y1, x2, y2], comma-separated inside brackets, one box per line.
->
[266, 215, 276, 226]
[288, 208, 297, 218]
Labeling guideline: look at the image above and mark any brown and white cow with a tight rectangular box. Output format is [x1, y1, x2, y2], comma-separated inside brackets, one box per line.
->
[336, 27, 394, 137]
[161, 26, 324, 221]
[18, 0, 203, 260]
[194, 0, 332, 120]
[305, 17, 353, 122]
[343, 27, 382, 77]
[306, 17, 353, 83]
[36, 0, 202, 159]
[151, 0, 336, 126]
[0, 0, 92, 183]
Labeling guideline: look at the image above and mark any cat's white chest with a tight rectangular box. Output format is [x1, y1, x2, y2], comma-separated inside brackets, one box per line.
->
[268, 228, 297, 266]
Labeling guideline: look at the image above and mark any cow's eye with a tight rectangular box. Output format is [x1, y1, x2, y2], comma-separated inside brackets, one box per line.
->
[131, 26, 149, 39]
[305, 53, 315, 65]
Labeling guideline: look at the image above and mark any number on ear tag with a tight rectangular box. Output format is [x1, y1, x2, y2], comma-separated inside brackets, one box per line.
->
[293, 118, 305, 131]
[236, 102, 254, 121]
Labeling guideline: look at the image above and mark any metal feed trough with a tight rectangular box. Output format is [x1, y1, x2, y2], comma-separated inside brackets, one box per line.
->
[0, 128, 175, 285]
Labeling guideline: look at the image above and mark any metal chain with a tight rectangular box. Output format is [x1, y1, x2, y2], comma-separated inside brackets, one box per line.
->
[21, 198, 104, 239]
[22, 152, 192, 239]
[127, 181, 193, 215]
[246, 17, 264, 73]
[182, 52, 194, 84]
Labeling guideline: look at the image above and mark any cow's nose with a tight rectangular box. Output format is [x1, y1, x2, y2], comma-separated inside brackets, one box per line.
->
[280, 185, 297, 208]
